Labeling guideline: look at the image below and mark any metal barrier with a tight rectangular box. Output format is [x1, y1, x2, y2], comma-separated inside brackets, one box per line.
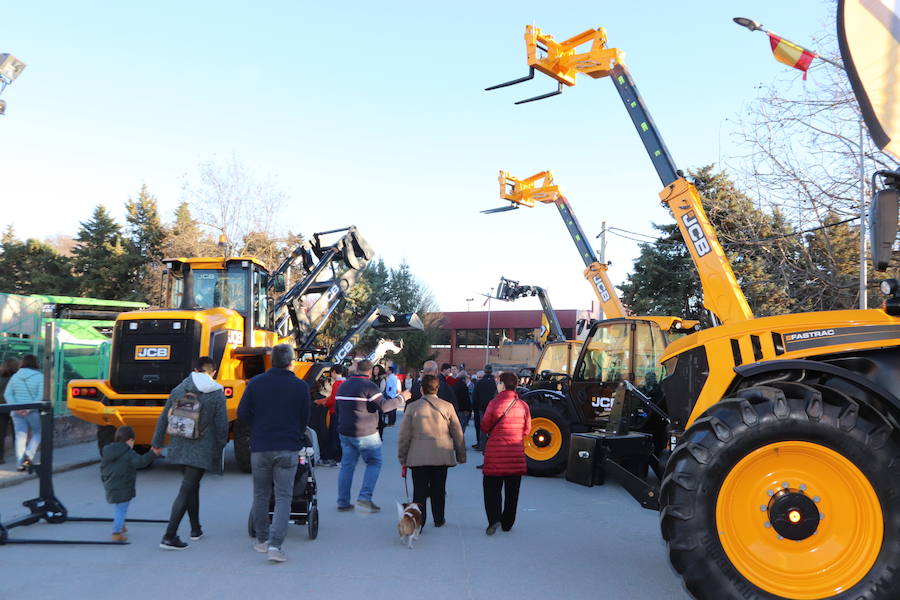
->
[0, 336, 110, 414]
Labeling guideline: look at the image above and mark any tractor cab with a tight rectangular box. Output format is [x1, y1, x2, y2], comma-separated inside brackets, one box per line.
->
[569, 316, 693, 429]
[163, 257, 277, 345]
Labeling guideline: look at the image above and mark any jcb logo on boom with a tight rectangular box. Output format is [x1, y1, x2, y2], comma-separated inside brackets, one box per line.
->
[333, 341, 354, 363]
[681, 211, 711, 257]
[592, 276, 611, 302]
[134, 345, 171, 360]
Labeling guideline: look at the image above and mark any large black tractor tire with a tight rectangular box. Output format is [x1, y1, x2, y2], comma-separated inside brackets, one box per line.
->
[233, 420, 252, 474]
[522, 395, 571, 477]
[660, 382, 900, 600]
[97, 425, 116, 454]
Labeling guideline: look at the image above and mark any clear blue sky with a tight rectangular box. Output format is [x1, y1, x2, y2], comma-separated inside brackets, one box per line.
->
[1, 1, 833, 312]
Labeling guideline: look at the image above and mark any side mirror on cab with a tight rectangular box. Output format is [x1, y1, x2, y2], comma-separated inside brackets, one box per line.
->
[273, 274, 287, 293]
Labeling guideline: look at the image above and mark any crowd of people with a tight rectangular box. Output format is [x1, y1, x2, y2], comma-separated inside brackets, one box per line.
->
[2, 346, 532, 565]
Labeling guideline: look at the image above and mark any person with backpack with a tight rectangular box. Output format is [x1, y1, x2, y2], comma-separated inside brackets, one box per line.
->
[152, 356, 228, 550]
[101, 425, 159, 541]
[481, 371, 531, 535]
[4, 354, 43, 471]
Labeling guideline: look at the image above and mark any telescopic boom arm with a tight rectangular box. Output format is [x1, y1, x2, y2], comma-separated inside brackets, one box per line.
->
[494, 276, 566, 343]
[302, 305, 424, 384]
[487, 26, 753, 325]
[273, 226, 375, 351]
[485, 169, 626, 319]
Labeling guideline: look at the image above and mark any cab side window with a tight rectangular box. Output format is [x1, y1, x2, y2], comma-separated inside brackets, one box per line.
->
[576, 322, 630, 382]
[633, 321, 666, 391]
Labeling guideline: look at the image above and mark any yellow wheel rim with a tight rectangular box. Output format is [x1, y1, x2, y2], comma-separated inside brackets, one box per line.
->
[524, 417, 562, 462]
[716, 441, 883, 600]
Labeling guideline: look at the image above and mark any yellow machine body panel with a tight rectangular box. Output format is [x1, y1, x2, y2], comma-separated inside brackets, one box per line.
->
[661, 308, 900, 428]
[66, 304, 282, 445]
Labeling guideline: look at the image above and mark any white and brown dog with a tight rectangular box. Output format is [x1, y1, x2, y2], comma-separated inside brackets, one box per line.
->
[397, 501, 424, 549]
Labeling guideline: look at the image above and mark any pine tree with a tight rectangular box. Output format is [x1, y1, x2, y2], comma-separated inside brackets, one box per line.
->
[0, 226, 78, 295]
[163, 201, 216, 258]
[72, 205, 136, 299]
[125, 185, 168, 303]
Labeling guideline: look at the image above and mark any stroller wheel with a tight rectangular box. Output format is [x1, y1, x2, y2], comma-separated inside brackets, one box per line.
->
[308, 502, 319, 540]
[247, 511, 255, 538]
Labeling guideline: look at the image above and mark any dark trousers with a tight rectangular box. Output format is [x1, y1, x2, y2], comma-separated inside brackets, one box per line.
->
[483, 474, 521, 531]
[411, 465, 448, 526]
[325, 413, 342, 461]
[165, 465, 205, 537]
[474, 410, 484, 448]
[0, 414, 8, 461]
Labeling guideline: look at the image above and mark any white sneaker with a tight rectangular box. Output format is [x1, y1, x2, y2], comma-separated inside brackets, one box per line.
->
[253, 540, 269, 553]
[268, 546, 287, 563]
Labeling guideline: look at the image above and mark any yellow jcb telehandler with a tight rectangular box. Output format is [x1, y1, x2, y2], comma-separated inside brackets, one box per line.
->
[485, 169, 697, 476]
[489, 23, 900, 600]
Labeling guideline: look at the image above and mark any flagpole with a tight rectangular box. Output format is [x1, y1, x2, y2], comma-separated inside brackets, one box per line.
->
[733, 17, 868, 309]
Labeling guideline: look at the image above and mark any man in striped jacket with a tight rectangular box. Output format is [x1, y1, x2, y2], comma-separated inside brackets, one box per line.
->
[335, 359, 410, 512]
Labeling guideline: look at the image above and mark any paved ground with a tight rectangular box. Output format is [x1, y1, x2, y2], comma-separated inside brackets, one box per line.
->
[0, 419, 690, 600]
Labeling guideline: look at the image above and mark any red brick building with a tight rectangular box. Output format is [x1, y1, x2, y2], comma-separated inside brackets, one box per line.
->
[427, 308, 595, 372]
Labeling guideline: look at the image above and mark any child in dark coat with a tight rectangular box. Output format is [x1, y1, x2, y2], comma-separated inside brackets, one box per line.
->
[101, 426, 157, 541]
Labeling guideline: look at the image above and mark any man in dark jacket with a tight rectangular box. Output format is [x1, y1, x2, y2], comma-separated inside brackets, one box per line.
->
[153, 356, 229, 550]
[472, 364, 498, 451]
[101, 425, 157, 542]
[410, 360, 457, 410]
[238, 343, 311, 563]
[335, 359, 409, 512]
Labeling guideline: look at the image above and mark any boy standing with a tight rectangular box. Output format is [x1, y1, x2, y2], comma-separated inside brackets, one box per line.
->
[100, 426, 158, 541]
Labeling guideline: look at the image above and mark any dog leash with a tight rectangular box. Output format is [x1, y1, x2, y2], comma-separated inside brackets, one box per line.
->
[403, 467, 410, 502]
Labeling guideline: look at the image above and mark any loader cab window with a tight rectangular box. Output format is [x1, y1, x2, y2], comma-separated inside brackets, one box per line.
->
[535, 342, 579, 376]
[576, 322, 630, 383]
[192, 266, 248, 312]
[253, 268, 272, 330]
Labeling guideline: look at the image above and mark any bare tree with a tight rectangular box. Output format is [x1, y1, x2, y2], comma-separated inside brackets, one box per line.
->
[182, 155, 288, 255]
[732, 20, 899, 305]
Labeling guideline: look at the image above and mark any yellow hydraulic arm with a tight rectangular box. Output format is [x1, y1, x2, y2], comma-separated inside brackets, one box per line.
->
[484, 169, 626, 319]
[487, 26, 753, 326]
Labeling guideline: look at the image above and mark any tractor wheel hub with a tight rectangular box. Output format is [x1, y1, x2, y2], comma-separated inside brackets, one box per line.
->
[768, 489, 820, 541]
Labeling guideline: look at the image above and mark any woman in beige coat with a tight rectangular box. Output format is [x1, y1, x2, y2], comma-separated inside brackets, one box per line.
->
[398, 374, 466, 527]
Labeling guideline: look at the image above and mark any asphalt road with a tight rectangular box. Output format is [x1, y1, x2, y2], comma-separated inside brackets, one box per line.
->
[0, 419, 689, 600]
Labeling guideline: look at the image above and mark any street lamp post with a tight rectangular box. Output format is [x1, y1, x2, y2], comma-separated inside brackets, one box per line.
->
[0, 53, 27, 116]
[482, 288, 494, 366]
[733, 17, 869, 308]
[465, 297, 474, 312]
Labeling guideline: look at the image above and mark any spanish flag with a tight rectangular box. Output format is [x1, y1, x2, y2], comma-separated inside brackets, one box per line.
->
[768, 33, 816, 79]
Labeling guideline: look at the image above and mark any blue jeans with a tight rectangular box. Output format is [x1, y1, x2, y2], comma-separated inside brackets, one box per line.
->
[251, 451, 298, 549]
[112, 500, 130, 533]
[11, 410, 41, 466]
[457, 410, 471, 432]
[337, 433, 382, 506]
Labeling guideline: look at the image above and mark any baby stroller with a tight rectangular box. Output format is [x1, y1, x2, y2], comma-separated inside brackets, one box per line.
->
[247, 430, 319, 540]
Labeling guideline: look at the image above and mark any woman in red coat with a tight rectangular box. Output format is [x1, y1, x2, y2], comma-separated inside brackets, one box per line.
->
[480, 370, 531, 535]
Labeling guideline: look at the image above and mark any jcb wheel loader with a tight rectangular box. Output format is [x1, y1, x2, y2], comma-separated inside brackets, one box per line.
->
[67, 227, 422, 473]
[489, 24, 900, 600]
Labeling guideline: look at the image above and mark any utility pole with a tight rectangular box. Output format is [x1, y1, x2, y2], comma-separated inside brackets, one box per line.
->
[484, 288, 493, 366]
[598, 221, 608, 320]
[859, 118, 868, 309]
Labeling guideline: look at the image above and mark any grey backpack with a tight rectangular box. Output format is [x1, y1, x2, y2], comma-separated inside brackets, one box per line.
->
[166, 392, 202, 440]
